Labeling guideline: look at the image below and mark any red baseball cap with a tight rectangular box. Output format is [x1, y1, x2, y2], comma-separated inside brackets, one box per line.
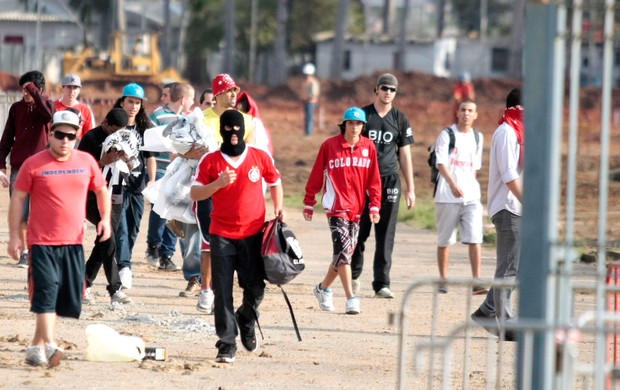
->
[212, 74, 240, 97]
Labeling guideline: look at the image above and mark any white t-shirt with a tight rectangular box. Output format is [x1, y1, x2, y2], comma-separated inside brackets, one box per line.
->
[487, 122, 522, 218]
[434, 125, 483, 204]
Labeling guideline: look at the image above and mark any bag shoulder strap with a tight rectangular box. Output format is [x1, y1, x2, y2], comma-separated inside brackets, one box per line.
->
[444, 127, 455, 153]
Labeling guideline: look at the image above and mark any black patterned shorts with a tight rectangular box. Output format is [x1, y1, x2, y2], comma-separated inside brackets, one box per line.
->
[328, 217, 359, 270]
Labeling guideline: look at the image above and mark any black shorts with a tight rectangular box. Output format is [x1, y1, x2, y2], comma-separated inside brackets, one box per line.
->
[29, 245, 85, 319]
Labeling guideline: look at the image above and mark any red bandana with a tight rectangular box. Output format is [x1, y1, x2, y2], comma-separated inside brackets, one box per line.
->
[499, 106, 524, 167]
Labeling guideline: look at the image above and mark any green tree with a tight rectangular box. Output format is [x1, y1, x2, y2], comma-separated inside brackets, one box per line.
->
[185, 0, 226, 83]
[186, 0, 365, 83]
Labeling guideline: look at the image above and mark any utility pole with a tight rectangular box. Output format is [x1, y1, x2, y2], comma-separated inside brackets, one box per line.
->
[396, 0, 411, 71]
[330, 0, 350, 80]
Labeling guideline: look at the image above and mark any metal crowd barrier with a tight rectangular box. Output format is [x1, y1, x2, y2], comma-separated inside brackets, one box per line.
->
[393, 277, 620, 389]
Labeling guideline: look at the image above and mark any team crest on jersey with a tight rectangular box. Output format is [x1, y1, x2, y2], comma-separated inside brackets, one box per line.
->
[248, 166, 261, 182]
[362, 148, 369, 157]
[406, 127, 413, 137]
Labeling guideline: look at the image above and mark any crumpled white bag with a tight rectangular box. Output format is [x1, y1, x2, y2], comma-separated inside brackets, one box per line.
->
[84, 324, 145, 362]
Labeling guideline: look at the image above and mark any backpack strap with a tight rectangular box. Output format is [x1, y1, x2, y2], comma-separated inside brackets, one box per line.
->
[252, 285, 302, 342]
[433, 127, 454, 197]
[446, 127, 455, 153]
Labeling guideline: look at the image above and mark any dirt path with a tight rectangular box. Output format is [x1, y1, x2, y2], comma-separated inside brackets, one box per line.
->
[0, 184, 501, 389]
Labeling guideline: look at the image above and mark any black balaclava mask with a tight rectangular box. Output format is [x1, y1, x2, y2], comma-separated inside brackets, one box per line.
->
[220, 109, 246, 156]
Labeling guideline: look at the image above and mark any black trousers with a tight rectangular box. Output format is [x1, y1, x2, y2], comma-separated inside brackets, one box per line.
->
[210, 233, 265, 346]
[85, 193, 123, 296]
[351, 173, 401, 292]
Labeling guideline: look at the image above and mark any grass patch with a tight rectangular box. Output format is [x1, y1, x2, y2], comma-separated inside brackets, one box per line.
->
[398, 195, 437, 231]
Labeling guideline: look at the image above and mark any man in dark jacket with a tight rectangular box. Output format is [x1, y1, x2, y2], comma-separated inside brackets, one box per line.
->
[0, 70, 54, 268]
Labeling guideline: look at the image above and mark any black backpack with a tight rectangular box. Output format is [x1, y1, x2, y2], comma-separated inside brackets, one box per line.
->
[427, 127, 480, 196]
[257, 218, 305, 342]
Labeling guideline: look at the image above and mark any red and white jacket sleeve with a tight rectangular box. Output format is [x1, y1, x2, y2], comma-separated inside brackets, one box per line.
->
[303, 143, 327, 215]
[367, 144, 382, 216]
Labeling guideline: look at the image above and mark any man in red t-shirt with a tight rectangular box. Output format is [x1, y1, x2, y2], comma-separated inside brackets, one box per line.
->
[190, 110, 284, 364]
[8, 110, 111, 368]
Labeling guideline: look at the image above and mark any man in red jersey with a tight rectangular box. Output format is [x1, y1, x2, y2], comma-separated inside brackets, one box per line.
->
[190, 109, 284, 364]
[8, 110, 111, 368]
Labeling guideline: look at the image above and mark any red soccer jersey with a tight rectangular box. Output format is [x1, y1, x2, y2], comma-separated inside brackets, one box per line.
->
[304, 134, 381, 222]
[15, 149, 106, 245]
[193, 146, 281, 239]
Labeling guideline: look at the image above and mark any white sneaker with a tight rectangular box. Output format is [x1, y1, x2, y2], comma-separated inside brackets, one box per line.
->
[196, 289, 214, 314]
[352, 279, 361, 295]
[83, 287, 96, 305]
[25, 345, 47, 366]
[111, 289, 132, 304]
[44, 342, 64, 368]
[119, 267, 132, 289]
[346, 296, 361, 315]
[314, 283, 335, 311]
[375, 287, 394, 299]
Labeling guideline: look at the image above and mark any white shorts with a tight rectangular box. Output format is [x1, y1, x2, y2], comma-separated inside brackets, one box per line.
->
[435, 201, 483, 247]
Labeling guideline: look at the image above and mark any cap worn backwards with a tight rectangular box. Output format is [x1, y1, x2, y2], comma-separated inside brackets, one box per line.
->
[52, 110, 81, 130]
[376, 73, 398, 87]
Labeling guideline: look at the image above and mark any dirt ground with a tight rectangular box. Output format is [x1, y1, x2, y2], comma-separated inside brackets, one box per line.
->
[0, 183, 502, 389]
[0, 70, 616, 388]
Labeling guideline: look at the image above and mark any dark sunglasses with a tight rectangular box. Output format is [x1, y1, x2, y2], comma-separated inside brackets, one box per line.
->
[379, 85, 397, 93]
[52, 130, 78, 141]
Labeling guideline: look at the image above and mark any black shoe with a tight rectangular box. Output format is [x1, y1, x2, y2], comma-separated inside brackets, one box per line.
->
[502, 329, 517, 342]
[159, 255, 180, 271]
[471, 308, 499, 336]
[215, 341, 236, 363]
[146, 244, 159, 266]
[235, 309, 258, 352]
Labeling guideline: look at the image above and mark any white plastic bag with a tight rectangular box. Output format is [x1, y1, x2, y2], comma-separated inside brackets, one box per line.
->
[84, 324, 145, 362]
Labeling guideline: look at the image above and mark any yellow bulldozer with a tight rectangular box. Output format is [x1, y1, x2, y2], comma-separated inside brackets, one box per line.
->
[63, 32, 185, 103]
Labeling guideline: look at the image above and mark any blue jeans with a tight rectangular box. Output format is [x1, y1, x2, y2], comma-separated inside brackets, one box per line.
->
[146, 207, 178, 256]
[304, 102, 316, 136]
[10, 169, 29, 221]
[181, 223, 201, 281]
[146, 171, 177, 256]
[115, 189, 145, 270]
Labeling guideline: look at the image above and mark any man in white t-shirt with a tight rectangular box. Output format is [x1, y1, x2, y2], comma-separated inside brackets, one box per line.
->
[433, 100, 486, 295]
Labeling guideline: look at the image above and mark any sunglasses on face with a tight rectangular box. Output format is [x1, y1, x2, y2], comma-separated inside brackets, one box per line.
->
[52, 130, 78, 141]
[379, 85, 397, 93]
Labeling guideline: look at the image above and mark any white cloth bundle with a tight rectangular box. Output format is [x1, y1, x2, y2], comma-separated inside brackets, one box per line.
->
[142, 108, 217, 223]
[100, 129, 140, 193]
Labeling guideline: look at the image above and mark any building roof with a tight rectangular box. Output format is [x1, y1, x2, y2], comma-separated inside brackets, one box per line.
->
[0, 11, 75, 23]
